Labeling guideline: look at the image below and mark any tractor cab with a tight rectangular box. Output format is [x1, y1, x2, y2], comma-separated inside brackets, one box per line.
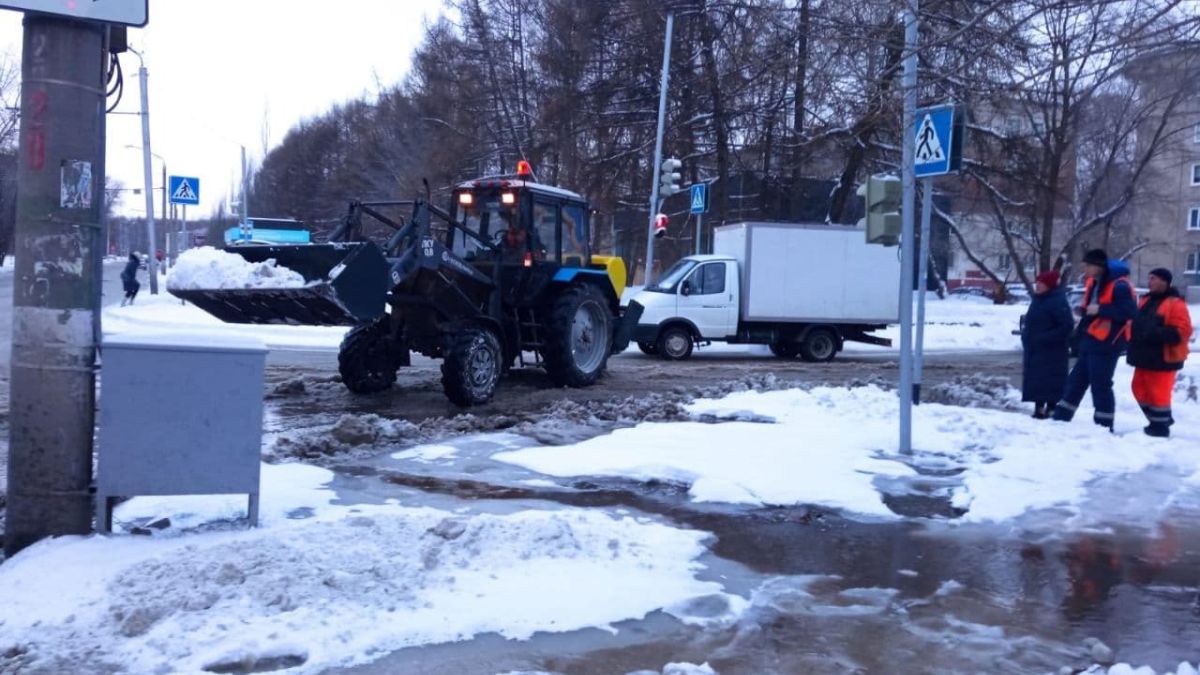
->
[449, 162, 591, 269]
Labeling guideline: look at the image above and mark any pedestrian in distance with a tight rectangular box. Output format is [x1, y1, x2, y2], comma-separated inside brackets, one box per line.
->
[1052, 249, 1137, 430]
[1127, 268, 1193, 438]
[120, 252, 141, 307]
[1022, 269, 1074, 419]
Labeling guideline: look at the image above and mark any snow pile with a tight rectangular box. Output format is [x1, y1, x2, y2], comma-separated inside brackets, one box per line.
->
[493, 361, 1200, 524]
[0, 464, 722, 674]
[166, 246, 307, 290]
[103, 288, 349, 350]
[1085, 664, 1199, 675]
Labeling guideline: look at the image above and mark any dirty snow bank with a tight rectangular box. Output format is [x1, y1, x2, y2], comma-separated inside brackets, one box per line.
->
[0, 464, 722, 674]
[166, 246, 306, 290]
[493, 362, 1200, 525]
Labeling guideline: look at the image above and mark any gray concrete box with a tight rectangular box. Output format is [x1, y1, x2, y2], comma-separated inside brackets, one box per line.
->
[95, 334, 267, 532]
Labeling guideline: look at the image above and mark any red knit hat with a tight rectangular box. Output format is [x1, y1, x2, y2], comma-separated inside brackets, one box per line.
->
[1035, 270, 1060, 288]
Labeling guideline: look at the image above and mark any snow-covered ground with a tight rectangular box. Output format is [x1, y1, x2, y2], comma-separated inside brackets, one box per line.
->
[5, 282, 1199, 674]
[494, 360, 1200, 527]
[0, 463, 731, 673]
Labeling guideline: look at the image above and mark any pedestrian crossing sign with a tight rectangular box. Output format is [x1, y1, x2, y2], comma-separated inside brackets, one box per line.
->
[169, 175, 201, 206]
[913, 104, 963, 178]
[689, 183, 708, 214]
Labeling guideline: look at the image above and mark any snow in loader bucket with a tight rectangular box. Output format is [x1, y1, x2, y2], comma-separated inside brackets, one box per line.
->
[168, 242, 390, 326]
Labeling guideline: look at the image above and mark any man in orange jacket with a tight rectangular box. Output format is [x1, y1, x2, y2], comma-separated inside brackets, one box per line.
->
[1127, 268, 1193, 437]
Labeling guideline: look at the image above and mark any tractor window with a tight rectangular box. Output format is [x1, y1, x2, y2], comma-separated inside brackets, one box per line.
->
[532, 200, 559, 262]
[562, 204, 587, 261]
[454, 195, 514, 259]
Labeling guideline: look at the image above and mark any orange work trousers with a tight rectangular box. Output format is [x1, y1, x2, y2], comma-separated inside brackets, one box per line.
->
[1132, 369, 1176, 409]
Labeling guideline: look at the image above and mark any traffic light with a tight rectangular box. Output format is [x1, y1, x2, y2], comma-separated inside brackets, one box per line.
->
[654, 213, 669, 238]
[660, 158, 682, 196]
[857, 174, 902, 246]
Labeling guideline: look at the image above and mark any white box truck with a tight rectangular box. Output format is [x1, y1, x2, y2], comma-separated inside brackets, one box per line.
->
[629, 222, 900, 360]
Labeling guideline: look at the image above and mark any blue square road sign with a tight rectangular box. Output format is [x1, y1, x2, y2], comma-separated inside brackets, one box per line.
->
[913, 104, 961, 178]
[168, 175, 200, 206]
[689, 183, 708, 214]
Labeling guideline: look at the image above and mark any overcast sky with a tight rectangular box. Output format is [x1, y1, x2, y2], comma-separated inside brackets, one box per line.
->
[0, 0, 446, 218]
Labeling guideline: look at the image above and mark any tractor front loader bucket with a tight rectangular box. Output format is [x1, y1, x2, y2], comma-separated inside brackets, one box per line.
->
[169, 242, 390, 326]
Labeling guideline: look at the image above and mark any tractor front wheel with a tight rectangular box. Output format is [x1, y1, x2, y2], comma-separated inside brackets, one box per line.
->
[339, 318, 401, 394]
[441, 328, 503, 407]
[543, 285, 613, 387]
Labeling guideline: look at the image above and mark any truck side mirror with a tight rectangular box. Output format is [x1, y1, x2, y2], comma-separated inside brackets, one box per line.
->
[680, 281, 692, 296]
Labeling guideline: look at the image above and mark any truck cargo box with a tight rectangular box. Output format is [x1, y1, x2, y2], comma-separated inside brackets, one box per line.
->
[712, 222, 900, 324]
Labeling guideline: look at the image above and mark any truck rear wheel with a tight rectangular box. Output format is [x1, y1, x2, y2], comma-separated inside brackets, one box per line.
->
[799, 328, 839, 362]
[543, 284, 613, 387]
[657, 325, 693, 360]
[441, 328, 502, 406]
[339, 318, 400, 394]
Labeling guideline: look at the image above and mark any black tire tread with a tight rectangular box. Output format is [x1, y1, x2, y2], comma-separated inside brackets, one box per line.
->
[441, 328, 502, 407]
[542, 285, 613, 387]
[338, 319, 399, 394]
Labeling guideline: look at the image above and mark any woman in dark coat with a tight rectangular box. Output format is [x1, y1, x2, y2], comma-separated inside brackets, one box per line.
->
[120, 252, 141, 306]
[1021, 270, 1075, 418]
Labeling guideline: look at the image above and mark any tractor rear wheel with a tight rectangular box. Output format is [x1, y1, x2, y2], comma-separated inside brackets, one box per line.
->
[543, 284, 613, 387]
[441, 327, 502, 407]
[339, 318, 400, 394]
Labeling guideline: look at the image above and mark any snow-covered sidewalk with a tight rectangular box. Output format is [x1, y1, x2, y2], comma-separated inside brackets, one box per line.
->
[0, 463, 729, 673]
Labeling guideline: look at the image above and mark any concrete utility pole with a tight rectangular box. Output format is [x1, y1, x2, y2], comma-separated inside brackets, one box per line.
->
[897, 1, 919, 455]
[6, 15, 107, 556]
[241, 145, 249, 224]
[643, 10, 674, 285]
[129, 47, 158, 294]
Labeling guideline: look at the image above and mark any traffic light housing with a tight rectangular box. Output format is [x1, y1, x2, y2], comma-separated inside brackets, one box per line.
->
[660, 158, 682, 196]
[654, 213, 669, 238]
[857, 174, 902, 246]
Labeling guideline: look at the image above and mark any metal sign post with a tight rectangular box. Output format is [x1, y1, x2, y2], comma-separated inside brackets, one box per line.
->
[644, 10, 674, 285]
[911, 103, 963, 403]
[898, 0, 919, 455]
[690, 183, 708, 254]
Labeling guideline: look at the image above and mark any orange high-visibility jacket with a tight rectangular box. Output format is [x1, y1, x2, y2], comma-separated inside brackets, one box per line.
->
[1137, 293, 1193, 367]
[1081, 275, 1136, 343]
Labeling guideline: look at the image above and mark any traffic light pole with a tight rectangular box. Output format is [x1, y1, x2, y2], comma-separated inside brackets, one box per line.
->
[644, 10, 674, 285]
[6, 15, 107, 555]
[898, 1, 918, 455]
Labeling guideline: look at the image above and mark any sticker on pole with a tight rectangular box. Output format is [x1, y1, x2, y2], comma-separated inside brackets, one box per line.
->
[689, 183, 708, 214]
[913, 104, 963, 178]
[169, 175, 200, 206]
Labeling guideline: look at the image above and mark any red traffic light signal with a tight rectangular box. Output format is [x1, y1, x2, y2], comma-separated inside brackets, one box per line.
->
[654, 213, 668, 238]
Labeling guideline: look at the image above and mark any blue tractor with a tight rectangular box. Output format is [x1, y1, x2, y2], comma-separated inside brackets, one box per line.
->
[173, 163, 641, 406]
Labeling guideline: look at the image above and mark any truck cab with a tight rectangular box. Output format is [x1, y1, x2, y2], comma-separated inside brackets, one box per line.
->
[634, 255, 739, 357]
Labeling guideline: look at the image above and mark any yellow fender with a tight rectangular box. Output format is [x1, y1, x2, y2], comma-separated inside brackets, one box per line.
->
[590, 255, 627, 300]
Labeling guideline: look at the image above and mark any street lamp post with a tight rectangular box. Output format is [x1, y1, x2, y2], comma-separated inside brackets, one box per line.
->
[127, 46, 159, 294]
[125, 144, 166, 268]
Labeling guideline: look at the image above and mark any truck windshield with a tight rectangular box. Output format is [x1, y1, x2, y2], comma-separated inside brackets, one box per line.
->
[646, 259, 697, 293]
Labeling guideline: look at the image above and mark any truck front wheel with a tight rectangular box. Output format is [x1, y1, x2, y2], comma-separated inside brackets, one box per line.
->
[441, 328, 502, 406]
[799, 328, 839, 362]
[657, 325, 693, 360]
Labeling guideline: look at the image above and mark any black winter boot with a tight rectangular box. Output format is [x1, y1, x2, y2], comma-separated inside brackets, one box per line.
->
[1144, 423, 1170, 438]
